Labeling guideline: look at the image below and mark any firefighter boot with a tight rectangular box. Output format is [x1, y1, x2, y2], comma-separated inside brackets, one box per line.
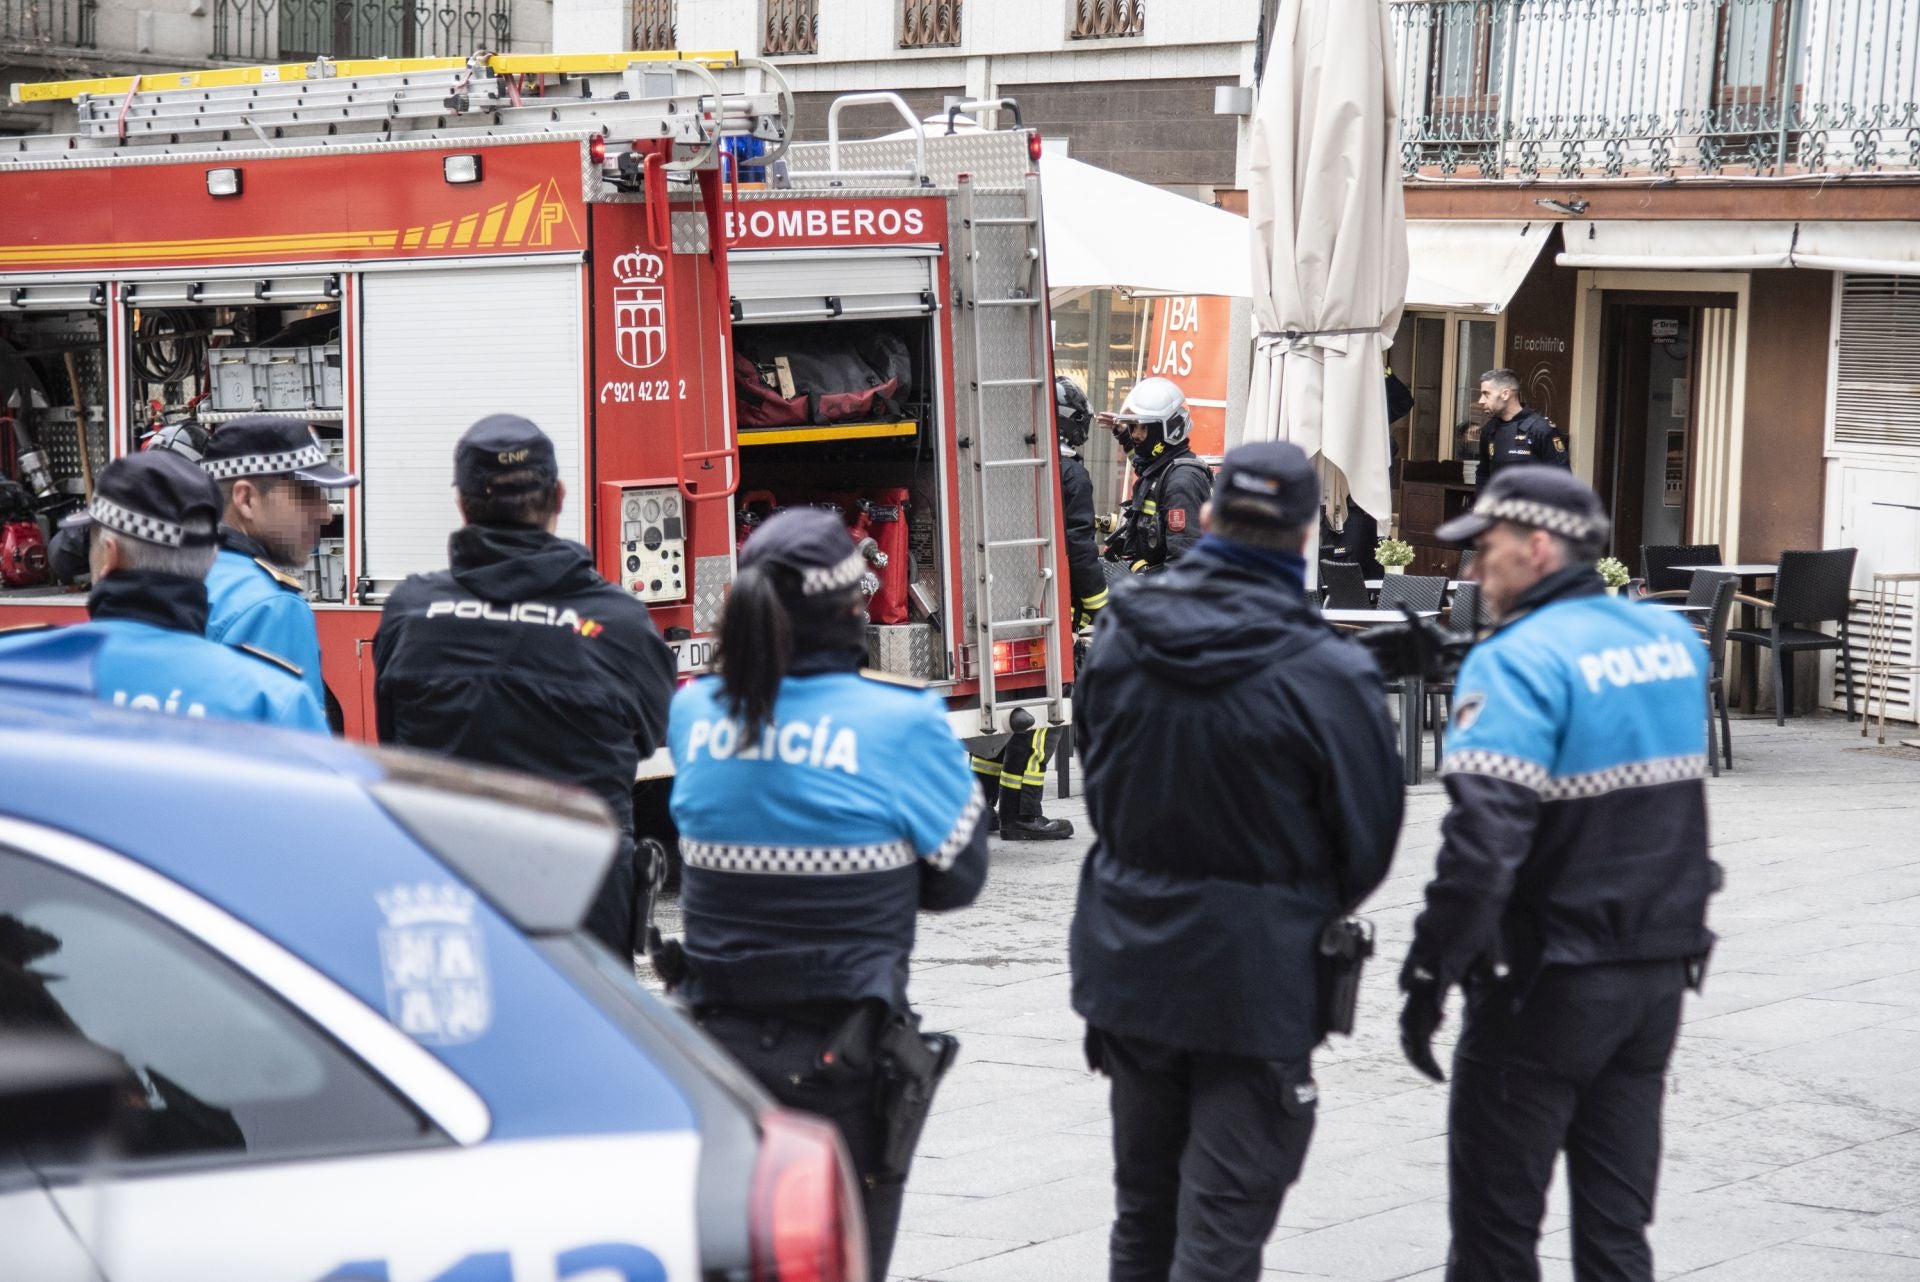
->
[970, 755, 1003, 833]
[998, 782, 1074, 841]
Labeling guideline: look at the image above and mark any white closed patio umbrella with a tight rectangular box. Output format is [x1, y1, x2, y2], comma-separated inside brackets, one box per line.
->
[1246, 0, 1408, 525]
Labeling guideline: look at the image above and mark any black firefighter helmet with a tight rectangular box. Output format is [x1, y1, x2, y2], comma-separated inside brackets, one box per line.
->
[1055, 376, 1092, 449]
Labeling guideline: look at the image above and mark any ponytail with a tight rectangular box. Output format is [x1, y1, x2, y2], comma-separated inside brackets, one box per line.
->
[714, 563, 793, 748]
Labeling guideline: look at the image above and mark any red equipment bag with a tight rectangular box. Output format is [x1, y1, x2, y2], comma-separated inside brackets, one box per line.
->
[861, 489, 911, 625]
[733, 353, 809, 429]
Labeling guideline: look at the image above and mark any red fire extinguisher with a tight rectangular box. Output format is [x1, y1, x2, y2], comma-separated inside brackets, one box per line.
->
[860, 489, 911, 625]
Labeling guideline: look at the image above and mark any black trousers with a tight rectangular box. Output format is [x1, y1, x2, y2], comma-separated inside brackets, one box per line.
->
[1447, 961, 1689, 1282]
[697, 1004, 907, 1278]
[1093, 1027, 1317, 1282]
[970, 725, 1062, 818]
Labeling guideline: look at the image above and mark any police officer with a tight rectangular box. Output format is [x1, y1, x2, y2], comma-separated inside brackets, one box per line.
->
[666, 508, 987, 1277]
[1399, 466, 1717, 1282]
[1098, 377, 1212, 576]
[1475, 368, 1569, 483]
[968, 375, 1105, 839]
[0, 451, 326, 731]
[373, 414, 675, 956]
[201, 415, 360, 717]
[1071, 442, 1404, 1282]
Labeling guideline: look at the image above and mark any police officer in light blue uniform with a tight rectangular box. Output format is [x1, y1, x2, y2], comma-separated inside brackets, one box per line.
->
[0, 451, 326, 731]
[666, 507, 988, 1279]
[201, 415, 359, 715]
[1398, 466, 1717, 1282]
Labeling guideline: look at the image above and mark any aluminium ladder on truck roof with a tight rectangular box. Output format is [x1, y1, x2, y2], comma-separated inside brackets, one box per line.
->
[3, 50, 794, 168]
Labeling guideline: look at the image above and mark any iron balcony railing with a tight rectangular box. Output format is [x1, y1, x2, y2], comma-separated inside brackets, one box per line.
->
[764, 0, 817, 56]
[213, 0, 511, 63]
[632, 0, 673, 51]
[901, 0, 960, 49]
[3, 0, 97, 47]
[1390, 0, 1920, 180]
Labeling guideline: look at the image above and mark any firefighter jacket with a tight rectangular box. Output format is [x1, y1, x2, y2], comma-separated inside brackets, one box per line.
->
[1060, 446, 1106, 624]
[1408, 565, 1716, 992]
[205, 525, 325, 709]
[372, 523, 674, 837]
[0, 570, 325, 731]
[1478, 408, 1569, 483]
[1108, 444, 1211, 574]
[1069, 539, 1404, 1060]
[666, 653, 989, 1011]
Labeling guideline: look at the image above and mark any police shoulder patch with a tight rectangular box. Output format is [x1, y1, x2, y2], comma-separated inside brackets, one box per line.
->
[236, 644, 305, 678]
[254, 557, 304, 591]
[858, 667, 928, 690]
[1453, 691, 1487, 731]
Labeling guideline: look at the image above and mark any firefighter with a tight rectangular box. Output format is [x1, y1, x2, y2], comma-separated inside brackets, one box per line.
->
[968, 375, 1104, 840]
[372, 414, 675, 957]
[665, 507, 988, 1278]
[0, 451, 325, 731]
[1400, 466, 1717, 1281]
[1071, 442, 1403, 1282]
[1098, 376, 1212, 576]
[200, 415, 360, 720]
[1475, 368, 1569, 484]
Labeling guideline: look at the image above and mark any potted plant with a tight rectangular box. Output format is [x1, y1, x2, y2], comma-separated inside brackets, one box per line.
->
[1597, 557, 1630, 596]
[1376, 538, 1415, 575]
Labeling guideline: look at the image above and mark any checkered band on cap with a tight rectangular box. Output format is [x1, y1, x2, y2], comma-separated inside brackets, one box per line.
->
[203, 441, 327, 481]
[87, 494, 202, 548]
[1472, 497, 1602, 542]
[799, 549, 870, 597]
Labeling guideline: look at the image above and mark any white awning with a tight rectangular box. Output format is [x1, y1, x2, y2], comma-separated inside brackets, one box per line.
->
[1556, 221, 1796, 271]
[1404, 220, 1554, 313]
[1791, 222, 1920, 276]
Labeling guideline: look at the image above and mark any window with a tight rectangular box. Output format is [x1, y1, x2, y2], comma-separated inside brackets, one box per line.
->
[0, 849, 439, 1169]
[1712, 0, 1793, 110]
[1426, 0, 1508, 120]
[633, 0, 676, 51]
[764, 0, 819, 55]
[901, 0, 961, 49]
[1069, 0, 1143, 41]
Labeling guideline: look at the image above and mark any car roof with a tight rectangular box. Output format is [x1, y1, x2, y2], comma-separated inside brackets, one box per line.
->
[0, 689, 696, 1141]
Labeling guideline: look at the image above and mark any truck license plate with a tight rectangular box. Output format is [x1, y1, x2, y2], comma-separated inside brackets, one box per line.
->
[669, 638, 715, 675]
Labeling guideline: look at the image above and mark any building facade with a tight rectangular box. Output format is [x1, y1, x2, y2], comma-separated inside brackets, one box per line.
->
[1389, 0, 1920, 720]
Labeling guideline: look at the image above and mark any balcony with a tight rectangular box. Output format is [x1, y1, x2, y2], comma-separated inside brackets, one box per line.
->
[3, 0, 97, 48]
[1391, 0, 1920, 181]
[632, 0, 673, 52]
[763, 0, 816, 56]
[1070, 0, 1143, 40]
[213, 0, 511, 63]
[900, 0, 959, 50]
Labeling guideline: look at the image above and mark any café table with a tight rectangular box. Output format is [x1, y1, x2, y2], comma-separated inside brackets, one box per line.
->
[1323, 608, 1441, 783]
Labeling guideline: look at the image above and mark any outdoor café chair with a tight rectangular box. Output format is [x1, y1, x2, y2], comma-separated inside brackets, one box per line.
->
[1727, 548, 1859, 726]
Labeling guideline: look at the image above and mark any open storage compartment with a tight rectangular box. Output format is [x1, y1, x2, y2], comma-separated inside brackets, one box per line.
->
[732, 314, 952, 682]
[119, 277, 349, 603]
[0, 287, 108, 599]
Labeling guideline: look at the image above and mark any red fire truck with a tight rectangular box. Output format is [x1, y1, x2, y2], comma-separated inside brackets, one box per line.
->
[0, 51, 1069, 766]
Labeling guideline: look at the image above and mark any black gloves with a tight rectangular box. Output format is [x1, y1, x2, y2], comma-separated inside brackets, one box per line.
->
[1399, 960, 1448, 1083]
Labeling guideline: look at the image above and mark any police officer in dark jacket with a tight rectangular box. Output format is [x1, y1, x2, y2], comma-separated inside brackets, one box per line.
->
[1098, 377, 1212, 577]
[969, 375, 1105, 839]
[666, 508, 988, 1277]
[1399, 467, 1717, 1282]
[1475, 368, 1569, 483]
[373, 414, 674, 955]
[1072, 442, 1404, 1282]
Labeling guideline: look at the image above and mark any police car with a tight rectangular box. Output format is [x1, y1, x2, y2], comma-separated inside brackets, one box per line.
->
[0, 687, 865, 1282]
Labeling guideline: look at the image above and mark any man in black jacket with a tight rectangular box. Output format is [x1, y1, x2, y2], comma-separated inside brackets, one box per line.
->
[373, 414, 676, 955]
[970, 376, 1107, 840]
[1071, 441, 1404, 1282]
[1475, 368, 1569, 484]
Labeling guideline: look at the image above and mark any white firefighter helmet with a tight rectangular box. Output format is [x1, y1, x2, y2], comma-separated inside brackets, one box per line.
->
[1115, 377, 1192, 446]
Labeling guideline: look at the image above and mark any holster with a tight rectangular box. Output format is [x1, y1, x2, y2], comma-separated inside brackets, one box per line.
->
[1315, 917, 1375, 1037]
[873, 1010, 959, 1182]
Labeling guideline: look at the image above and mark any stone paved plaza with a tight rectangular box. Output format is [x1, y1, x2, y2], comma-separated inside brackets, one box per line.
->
[872, 713, 1920, 1281]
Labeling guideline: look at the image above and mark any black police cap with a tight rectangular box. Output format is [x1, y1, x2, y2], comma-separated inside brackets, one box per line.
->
[1212, 441, 1317, 531]
[455, 414, 559, 498]
[202, 414, 359, 488]
[740, 507, 867, 597]
[1436, 464, 1611, 546]
[63, 450, 224, 549]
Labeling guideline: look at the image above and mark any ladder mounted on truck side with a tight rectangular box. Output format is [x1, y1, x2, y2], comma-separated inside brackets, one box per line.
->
[4, 50, 794, 168]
